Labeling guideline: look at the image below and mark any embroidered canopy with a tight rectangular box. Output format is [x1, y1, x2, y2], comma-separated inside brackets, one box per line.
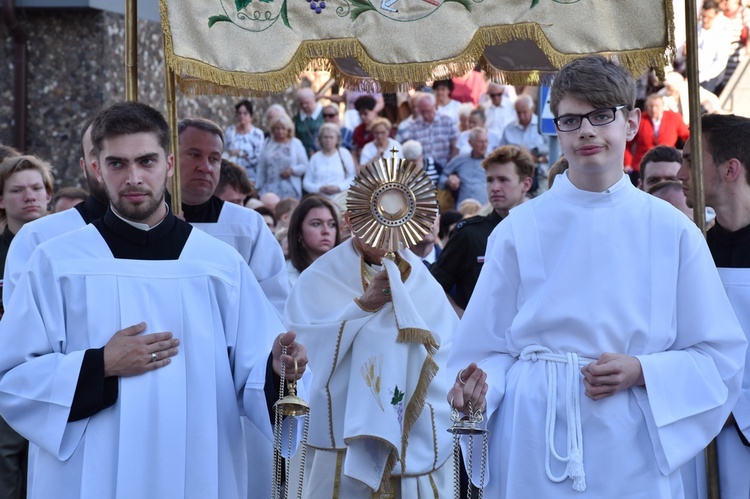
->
[159, 0, 676, 94]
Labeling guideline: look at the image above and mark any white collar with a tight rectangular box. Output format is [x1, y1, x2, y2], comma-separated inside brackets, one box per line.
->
[299, 102, 323, 121]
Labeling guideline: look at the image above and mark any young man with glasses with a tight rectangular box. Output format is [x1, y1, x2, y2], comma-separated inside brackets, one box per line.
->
[448, 55, 746, 498]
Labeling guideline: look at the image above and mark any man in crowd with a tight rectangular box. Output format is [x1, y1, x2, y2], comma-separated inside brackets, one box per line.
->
[216, 159, 255, 206]
[0, 101, 307, 499]
[431, 144, 534, 315]
[0, 154, 53, 499]
[3, 117, 110, 302]
[638, 144, 682, 192]
[176, 118, 288, 318]
[400, 92, 459, 170]
[481, 82, 517, 138]
[648, 180, 694, 220]
[51, 186, 89, 213]
[625, 94, 689, 182]
[439, 127, 490, 206]
[449, 55, 745, 497]
[678, 113, 750, 499]
[500, 94, 549, 194]
[500, 94, 548, 165]
[294, 87, 324, 156]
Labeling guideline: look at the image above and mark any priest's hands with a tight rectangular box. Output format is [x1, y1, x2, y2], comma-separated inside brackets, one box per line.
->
[103, 322, 180, 377]
[357, 270, 392, 312]
[581, 353, 645, 401]
[273, 331, 308, 382]
[447, 363, 488, 415]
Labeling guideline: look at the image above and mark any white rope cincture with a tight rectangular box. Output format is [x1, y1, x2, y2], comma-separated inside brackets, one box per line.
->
[519, 345, 595, 493]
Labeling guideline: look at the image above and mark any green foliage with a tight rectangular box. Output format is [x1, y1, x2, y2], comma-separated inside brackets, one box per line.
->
[349, 0, 376, 20]
[391, 386, 404, 406]
[281, 0, 291, 28]
[530, 0, 540, 7]
[208, 15, 232, 27]
[235, 0, 252, 10]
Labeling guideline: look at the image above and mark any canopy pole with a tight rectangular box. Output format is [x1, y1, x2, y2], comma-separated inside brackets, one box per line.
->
[165, 63, 181, 214]
[683, 0, 717, 496]
[125, 0, 138, 101]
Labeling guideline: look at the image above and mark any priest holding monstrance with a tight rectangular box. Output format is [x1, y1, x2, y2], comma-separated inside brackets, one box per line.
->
[285, 151, 458, 497]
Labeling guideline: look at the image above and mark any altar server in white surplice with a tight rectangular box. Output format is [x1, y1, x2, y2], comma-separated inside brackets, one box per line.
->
[0, 102, 308, 499]
[285, 221, 458, 498]
[2, 117, 109, 304]
[447, 56, 747, 498]
[677, 113, 750, 499]
[175, 117, 289, 320]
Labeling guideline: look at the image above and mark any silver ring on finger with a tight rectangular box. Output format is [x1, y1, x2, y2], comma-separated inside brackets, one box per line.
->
[151, 352, 158, 363]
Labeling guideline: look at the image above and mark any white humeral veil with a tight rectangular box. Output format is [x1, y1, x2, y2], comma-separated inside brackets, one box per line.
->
[285, 239, 457, 497]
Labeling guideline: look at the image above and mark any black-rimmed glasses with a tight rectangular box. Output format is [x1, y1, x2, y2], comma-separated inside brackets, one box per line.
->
[553, 105, 628, 132]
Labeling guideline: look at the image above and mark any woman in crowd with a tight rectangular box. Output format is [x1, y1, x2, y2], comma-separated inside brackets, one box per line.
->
[256, 114, 308, 200]
[286, 195, 341, 287]
[433, 79, 462, 124]
[223, 100, 266, 182]
[359, 117, 403, 166]
[303, 123, 356, 198]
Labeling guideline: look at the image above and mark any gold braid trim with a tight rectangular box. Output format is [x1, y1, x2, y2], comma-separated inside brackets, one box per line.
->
[399, 355, 439, 473]
[160, 0, 675, 95]
[334, 450, 345, 498]
[326, 321, 347, 448]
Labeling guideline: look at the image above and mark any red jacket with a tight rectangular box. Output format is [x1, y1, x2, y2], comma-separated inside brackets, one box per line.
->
[625, 110, 689, 172]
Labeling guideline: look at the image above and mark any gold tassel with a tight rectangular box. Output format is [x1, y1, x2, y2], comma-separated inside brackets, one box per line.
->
[399, 356, 438, 472]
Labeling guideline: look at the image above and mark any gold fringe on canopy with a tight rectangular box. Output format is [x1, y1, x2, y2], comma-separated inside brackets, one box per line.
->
[160, 0, 676, 95]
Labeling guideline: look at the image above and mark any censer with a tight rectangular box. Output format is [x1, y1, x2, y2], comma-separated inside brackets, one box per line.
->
[271, 342, 310, 499]
[448, 400, 489, 498]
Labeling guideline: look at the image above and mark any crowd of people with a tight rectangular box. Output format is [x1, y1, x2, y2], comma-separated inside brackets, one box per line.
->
[0, 46, 748, 499]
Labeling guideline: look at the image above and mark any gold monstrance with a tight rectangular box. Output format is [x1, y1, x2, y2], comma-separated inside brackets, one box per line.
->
[346, 148, 438, 254]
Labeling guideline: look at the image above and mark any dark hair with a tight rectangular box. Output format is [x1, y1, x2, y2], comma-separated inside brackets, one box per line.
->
[235, 100, 253, 115]
[0, 144, 21, 163]
[702, 114, 750, 186]
[482, 145, 536, 180]
[647, 179, 684, 196]
[288, 194, 340, 273]
[432, 79, 455, 93]
[91, 102, 171, 156]
[52, 185, 89, 209]
[640, 145, 682, 181]
[177, 117, 225, 146]
[439, 210, 463, 240]
[217, 159, 255, 197]
[354, 95, 377, 113]
[550, 55, 636, 117]
[254, 206, 276, 225]
[79, 114, 97, 160]
[702, 0, 720, 10]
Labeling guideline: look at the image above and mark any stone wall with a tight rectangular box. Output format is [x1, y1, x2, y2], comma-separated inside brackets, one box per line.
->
[0, 8, 297, 189]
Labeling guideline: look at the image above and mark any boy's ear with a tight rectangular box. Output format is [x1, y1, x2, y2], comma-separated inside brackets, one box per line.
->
[625, 108, 641, 141]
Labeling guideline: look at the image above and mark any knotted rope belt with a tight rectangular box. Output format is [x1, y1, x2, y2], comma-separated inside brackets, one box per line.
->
[519, 345, 596, 492]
